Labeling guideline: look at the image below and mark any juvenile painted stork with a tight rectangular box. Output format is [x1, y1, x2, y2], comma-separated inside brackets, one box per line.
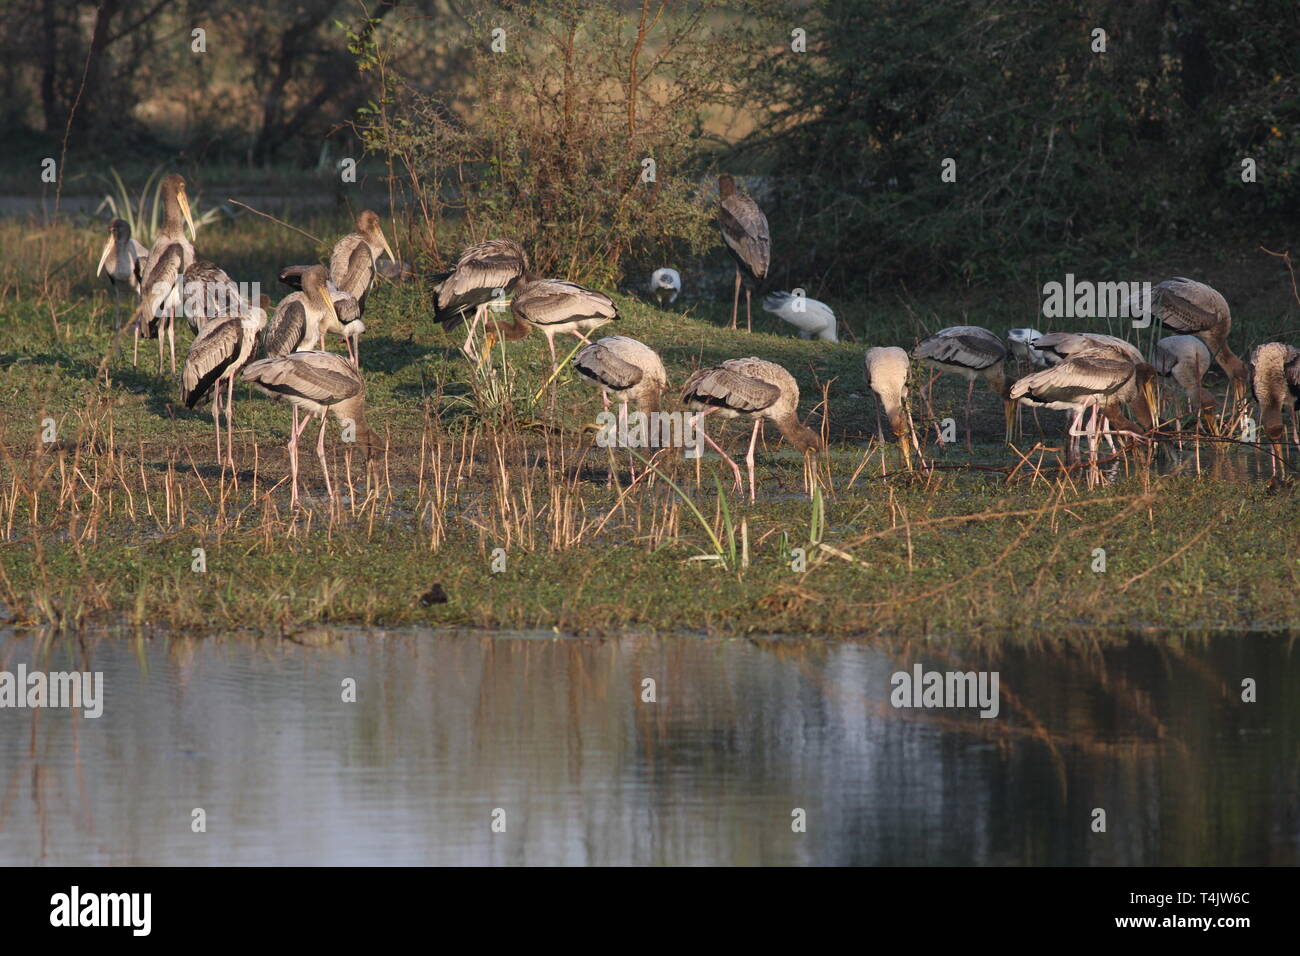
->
[864, 346, 916, 467]
[717, 174, 770, 332]
[181, 297, 269, 468]
[1011, 350, 1158, 465]
[1035, 331, 1143, 365]
[484, 278, 618, 371]
[242, 351, 377, 508]
[130, 174, 196, 373]
[1152, 335, 1216, 425]
[648, 268, 681, 307]
[1151, 277, 1247, 399]
[328, 210, 395, 314]
[182, 260, 249, 334]
[433, 238, 530, 360]
[1250, 342, 1300, 475]
[681, 357, 821, 502]
[1006, 328, 1047, 369]
[911, 325, 1013, 450]
[264, 266, 342, 358]
[573, 336, 667, 481]
[276, 267, 364, 364]
[573, 336, 667, 416]
[95, 219, 149, 310]
[762, 291, 838, 343]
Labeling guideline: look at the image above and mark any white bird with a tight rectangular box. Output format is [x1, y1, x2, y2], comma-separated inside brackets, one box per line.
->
[181, 299, 269, 469]
[762, 292, 838, 343]
[1151, 335, 1216, 425]
[1007, 328, 1047, 368]
[864, 346, 916, 467]
[912, 325, 1013, 450]
[242, 351, 378, 509]
[681, 357, 821, 502]
[1250, 342, 1300, 476]
[1035, 331, 1143, 366]
[648, 268, 681, 307]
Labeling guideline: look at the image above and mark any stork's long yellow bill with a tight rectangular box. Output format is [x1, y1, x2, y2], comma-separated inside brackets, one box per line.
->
[178, 190, 197, 241]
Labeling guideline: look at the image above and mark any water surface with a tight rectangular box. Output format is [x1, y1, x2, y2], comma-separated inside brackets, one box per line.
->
[1, 630, 1295, 865]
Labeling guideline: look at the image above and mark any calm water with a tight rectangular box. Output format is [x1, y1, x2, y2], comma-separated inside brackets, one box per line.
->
[1, 630, 1295, 865]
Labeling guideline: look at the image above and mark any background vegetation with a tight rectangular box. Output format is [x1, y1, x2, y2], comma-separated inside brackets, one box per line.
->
[5, 0, 1295, 292]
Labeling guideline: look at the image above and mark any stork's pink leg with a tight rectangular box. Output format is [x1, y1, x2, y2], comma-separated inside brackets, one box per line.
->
[744, 417, 762, 503]
[316, 412, 333, 503]
[730, 269, 741, 330]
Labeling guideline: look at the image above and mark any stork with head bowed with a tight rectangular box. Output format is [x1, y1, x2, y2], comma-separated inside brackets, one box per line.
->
[648, 268, 681, 307]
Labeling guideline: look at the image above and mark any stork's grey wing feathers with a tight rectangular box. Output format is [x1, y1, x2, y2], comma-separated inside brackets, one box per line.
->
[718, 195, 770, 279]
[573, 343, 643, 389]
[914, 331, 1005, 369]
[134, 243, 186, 335]
[244, 354, 362, 403]
[181, 318, 241, 407]
[682, 366, 781, 412]
[264, 298, 308, 357]
[330, 237, 375, 303]
[514, 281, 616, 326]
[437, 240, 528, 314]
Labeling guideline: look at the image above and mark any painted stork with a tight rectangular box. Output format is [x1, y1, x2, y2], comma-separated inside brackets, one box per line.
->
[1151, 278, 1247, 399]
[1011, 350, 1158, 465]
[681, 357, 821, 502]
[1152, 335, 1216, 425]
[1250, 342, 1300, 476]
[573, 336, 667, 481]
[1035, 331, 1143, 366]
[181, 297, 269, 468]
[95, 218, 148, 312]
[483, 278, 618, 372]
[717, 174, 770, 332]
[911, 325, 1013, 450]
[130, 174, 196, 373]
[433, 238, 530, 360]
[648, 268, 681, 307]
[762, 291, 838, 343]
[242, 351, 377, 509]
[264, 266, 342, 359]
[864, 345, 916, 467]
[182, 260, 250, 335]
[328, 210, 394, 314]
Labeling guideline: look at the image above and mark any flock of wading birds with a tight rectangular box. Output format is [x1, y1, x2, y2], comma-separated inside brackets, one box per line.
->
[94, 173, 1300, 506]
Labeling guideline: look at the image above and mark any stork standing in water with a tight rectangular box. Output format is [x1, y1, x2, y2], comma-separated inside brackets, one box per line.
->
[1011, 350, 1158, 469]
[648, 268, 681, 307]
[242, 351, 377, 509]
[1250, 342, 1300, 476]
[483, 277, 618, 372]
[717, 174, 769, 332]
[762, 291, 838, 342]
[130, 174, 196, 372]
[1149, 278, 1248, 402]
[681, 357, 821, 503]
[95, 219, 149, 319]
[1152, 335, 1216, 426]
[864, 346, 917, 468]
[181, 297, 269, 469]
[912, 325, 1014, 451]
[433, 239, 530, 360]
[328, 210, 395, 315]
[573, 336, 667, 482]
